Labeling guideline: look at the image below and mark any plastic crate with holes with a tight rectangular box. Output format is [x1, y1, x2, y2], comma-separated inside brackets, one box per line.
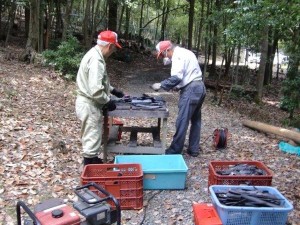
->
[209, 185, 293, 225]
[208, 161, 273, 188]
[81, 163, 143, 210]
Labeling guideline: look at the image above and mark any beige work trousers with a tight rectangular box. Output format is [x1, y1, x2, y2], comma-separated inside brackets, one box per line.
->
[75, 97, 103, 158]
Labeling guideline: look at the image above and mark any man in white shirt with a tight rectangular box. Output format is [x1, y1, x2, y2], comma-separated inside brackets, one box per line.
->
[76, 30, 125, 165]
[151, 40, 206, 157]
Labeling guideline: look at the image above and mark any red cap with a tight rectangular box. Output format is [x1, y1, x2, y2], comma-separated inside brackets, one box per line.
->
[156, 40, 172, 58]
[98, 30, 122, 48]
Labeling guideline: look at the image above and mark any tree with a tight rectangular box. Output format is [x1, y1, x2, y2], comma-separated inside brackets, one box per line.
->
[82, 0, 92, 48]
[26, 0, 40, 52]
[62, 0, 75, 41]
[187, 0, 195, 50]
[108, 0, 118, 31]
[255, 25, 268, 103]
[4, 0, 17, 47]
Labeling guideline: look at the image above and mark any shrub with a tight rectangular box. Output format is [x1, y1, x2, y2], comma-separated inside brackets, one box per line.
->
[229, 85, 254, 101]
[42, 36, 84, 80]
[280, 73, 300, 120]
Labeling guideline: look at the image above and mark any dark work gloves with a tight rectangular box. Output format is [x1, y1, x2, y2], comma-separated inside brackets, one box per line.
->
[103, 100, 116, 112]
[111, 88, 125, 98]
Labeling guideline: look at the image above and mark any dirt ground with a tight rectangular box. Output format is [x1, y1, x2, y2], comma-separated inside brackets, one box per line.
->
[0, 46, 299, 225]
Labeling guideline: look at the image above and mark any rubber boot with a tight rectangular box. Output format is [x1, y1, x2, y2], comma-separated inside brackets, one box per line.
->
[83, 157, 103, 166]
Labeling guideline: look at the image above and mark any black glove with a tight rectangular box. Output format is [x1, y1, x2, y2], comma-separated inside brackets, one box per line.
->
[103, 100, 116, 111]
[111, 88, 125, 98]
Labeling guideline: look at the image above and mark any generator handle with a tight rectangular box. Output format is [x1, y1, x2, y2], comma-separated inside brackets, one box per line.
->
[75, 182, 121, 225]
[16, 201, 42, 225]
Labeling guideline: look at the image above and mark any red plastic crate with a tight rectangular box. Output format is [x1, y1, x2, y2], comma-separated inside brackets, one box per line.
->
[88, 189, 143, 210]
[81, 163, 143, 210]
[193, 203, 223, 225]
[208, 161, 273, 188]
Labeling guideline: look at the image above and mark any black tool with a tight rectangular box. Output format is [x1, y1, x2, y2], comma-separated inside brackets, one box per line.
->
[215, 187, 284, 208]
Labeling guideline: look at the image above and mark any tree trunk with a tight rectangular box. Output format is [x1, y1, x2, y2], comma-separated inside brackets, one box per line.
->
[108, 0, 118, 31]
[203, 0, 211, 81]
[0, 0, 2, 36]
[4, 0, 17, 47]
[234, 44, 241, 84]
[93, 0, 105, 36]
[118, 4, 125, 33]
[27, 0, 39, 51]
[54, 0, 63, 39]
[224, 47, 233, 78]
[124, 5, 131, 39]
[39, 0, 44, 51]
[155, 9, 160, 41]
[255, 26, 269, 103]
[264, 29, 275, 86]
[20, 0, 40, 63]
[25, 3, 30, 38]
[187, 0, 195, 50]
[62, 0, 74, 41]
[195, 0, 205, 58]
[160, 1, 169, 41]
[209, 0, 220, 78]
[83, 0, 92, 49]
[138, 0, 145, 44]
[44, 0, 54, 49]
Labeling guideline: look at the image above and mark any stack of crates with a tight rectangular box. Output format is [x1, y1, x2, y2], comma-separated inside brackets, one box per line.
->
[81, 163, 143, 210]
[204, 160, 294, 225]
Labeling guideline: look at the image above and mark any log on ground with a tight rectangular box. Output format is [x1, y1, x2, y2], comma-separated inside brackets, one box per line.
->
[242, 120, 300, 145]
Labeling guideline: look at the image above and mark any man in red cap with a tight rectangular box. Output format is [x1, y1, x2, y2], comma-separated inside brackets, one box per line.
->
[151, 40, 206, 157]
[75, 30, 124, 166]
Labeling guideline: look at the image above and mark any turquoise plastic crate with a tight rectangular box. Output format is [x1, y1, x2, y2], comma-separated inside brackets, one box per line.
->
[209, 185, 293, 225]
[114, 155, 188, 190]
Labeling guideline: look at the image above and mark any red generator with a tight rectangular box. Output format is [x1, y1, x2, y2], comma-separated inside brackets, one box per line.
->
[16, 182, 121, 225]
[21, 198, 81, 225]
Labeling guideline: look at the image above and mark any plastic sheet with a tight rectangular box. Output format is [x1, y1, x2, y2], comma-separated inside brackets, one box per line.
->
[278, 141, 300, 156]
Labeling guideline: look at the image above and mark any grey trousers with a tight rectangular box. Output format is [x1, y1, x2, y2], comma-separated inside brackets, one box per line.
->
[168, 80, 206, 154]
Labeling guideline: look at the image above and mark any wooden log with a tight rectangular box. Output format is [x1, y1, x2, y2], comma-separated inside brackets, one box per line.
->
[242, 120, 300, 145]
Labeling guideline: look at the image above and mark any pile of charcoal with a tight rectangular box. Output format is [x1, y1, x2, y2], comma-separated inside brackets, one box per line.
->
[216, 164, 267, 176]
[215, 187, 284, 207]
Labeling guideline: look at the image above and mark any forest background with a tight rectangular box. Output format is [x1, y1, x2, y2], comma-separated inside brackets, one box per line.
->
[1, 0, 299, 122]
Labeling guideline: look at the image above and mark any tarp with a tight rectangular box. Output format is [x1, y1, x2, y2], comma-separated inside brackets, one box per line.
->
[279, 141, 300, 156]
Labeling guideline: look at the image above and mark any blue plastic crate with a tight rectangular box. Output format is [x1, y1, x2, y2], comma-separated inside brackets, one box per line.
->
[209, 185, 293, 225]
[114, 155, 188, 190]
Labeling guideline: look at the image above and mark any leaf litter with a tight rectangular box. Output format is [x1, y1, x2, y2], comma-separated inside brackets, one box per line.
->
[0, 49, 299, 225]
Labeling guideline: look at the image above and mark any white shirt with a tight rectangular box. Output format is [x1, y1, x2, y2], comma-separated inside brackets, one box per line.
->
[171, 46, 202, 89]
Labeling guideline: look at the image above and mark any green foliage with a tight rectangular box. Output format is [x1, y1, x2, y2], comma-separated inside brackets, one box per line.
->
[42, 37, 84, 80]
[280, 71, 300, 119]
[229, 85, 254, 101]
[48, 39, 62, 50]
